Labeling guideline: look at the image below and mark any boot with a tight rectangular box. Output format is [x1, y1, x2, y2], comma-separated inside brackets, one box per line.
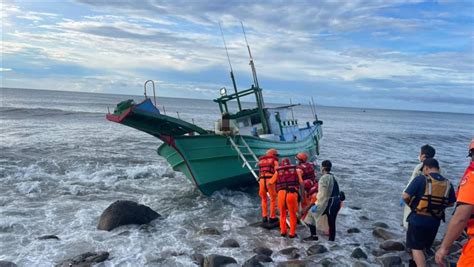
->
[303, 235, 318, 242]
[268, 217, 279, 224]
[262, 217, 268, 223]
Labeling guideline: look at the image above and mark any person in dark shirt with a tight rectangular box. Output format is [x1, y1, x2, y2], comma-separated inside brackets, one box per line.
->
[402, 158, 456, 267]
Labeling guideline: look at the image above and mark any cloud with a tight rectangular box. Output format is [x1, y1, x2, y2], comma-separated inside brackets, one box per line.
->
[1, 0, 473, 114]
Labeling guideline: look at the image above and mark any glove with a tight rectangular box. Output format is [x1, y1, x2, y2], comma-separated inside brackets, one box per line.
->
[311, 205, 318, 213]
[399, 198, 405, 207]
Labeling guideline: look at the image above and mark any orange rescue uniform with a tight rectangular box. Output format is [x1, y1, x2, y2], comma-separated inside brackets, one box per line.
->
[258, 155, 279, 219]
[457, 161, 474, 267]
[269, 165, 303, 237]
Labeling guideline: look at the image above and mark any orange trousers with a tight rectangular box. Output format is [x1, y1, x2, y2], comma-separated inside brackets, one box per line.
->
[458, 239, 474, 267]
[259, 178, 277, 219]
[277, 190, 298, 236]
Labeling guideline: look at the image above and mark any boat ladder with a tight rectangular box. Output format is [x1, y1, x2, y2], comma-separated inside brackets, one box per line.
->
[228, 136, 259, 181]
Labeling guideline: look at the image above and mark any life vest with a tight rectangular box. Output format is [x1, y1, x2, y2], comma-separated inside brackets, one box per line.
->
[258, 155, 278, 179]
[298, 162, 316, 181]
[276, 165, 299, 192]
[462, 166, 474, 237]
[414, 174, 450, 221]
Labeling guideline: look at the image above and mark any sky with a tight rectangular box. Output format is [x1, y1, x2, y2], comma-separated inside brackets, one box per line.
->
[1, 0, 473, 113]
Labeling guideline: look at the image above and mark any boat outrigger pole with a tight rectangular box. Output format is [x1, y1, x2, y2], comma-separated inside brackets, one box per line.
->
[219, 22, 242, 112]
[241, 22, 269, 134]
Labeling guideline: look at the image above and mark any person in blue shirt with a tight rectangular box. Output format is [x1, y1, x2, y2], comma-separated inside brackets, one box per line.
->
[402, 158, 456, 267]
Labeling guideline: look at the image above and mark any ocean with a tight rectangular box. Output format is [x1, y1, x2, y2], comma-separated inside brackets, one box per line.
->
[1, 87, 473, 266]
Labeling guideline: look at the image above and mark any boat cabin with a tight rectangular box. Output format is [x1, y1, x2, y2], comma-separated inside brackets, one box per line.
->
[213, 86, 316, 142]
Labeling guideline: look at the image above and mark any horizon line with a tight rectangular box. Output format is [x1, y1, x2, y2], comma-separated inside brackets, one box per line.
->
[1, 86, 473, 116]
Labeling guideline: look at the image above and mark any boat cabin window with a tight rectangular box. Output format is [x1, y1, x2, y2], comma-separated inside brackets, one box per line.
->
[250, 114, 261, 125]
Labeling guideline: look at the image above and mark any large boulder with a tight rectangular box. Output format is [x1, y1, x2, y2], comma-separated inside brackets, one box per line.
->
[203, 254, 237, 267]
[97, 200, 160, 231]
[56, 251, 109, 267]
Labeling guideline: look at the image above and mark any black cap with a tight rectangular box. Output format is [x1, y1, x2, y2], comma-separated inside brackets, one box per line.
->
[422, 158, 439, 170]
[321, 160, 332, 169]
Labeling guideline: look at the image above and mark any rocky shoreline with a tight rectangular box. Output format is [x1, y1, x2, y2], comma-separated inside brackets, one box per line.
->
[0, 200, 464, 267]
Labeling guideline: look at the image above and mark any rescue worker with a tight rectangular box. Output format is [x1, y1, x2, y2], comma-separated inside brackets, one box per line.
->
[296, 152, 317, 183]
[402, 158, 456, 267]
[303, 160, 341, 241]
[258, 148, 279, 224]
[401, 144, 437, 229]
[300, 179, 318, 225]
[269, 158, 304, 238]
[436, 139, 474, 267]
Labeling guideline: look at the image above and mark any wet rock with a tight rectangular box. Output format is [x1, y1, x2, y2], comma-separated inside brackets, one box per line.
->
[373, 227, 396, 241]
[373, 222, 389, 229]
[279, 247, 298, 255]
[220, 238, 239, 248]
[253, 246, 273, 256]
[307, 244, 328, 255]
[347, 228, 361, 234]
[38, 235, 60, 240]
[376, 255, 402, 267]
[243, 254, 273, 266]
[372, 249, 391, 257]
[243, 258, 263, 267]
[352, 261, 370, 267]
[380, 240, 405, 251]
[56, 251, 109, 267]
[191, 253, 204, 267]
[198, 228, 221, 236]
[203, 254, 237, 267]
[0, 261, 17, 267]
[359, 216, 369, 221]
[351, 248, 368, 260]
[349, 206, 362, 210]
[277, 260, 306, 267]
[97, 200, 160, 231]
[319, 258, 333, 267]
[252, 254, 273, 263]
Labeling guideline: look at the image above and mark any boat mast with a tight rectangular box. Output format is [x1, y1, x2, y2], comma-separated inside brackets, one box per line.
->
[219, 22, 242, 112]
[241, 22, 269, 134]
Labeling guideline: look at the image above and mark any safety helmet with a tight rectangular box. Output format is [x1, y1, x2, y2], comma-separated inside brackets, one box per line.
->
[296, 152, 308, 162]
[303, 180, 313, 191]
[266, 148, 279, 157]
[280, 158, 291, 166]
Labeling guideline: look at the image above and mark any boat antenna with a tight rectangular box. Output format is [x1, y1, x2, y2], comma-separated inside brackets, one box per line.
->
[219, 22, 242, 111]
[311, 96, 319, 121]
[241, 21, 260, 89]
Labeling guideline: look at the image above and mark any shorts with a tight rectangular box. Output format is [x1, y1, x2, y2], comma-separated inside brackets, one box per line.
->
[406, 223, 439, 250]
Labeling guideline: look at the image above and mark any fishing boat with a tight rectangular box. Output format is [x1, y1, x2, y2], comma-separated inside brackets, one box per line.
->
[106, 25, 323, 196]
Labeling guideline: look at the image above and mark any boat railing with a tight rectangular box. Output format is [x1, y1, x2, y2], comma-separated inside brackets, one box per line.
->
[144, 80, 157, 106]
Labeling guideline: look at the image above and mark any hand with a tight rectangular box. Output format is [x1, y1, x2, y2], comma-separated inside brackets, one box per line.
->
[311, 205, 318, 213]
[399, 198, 405, 207]
[435, 247, 448, 267]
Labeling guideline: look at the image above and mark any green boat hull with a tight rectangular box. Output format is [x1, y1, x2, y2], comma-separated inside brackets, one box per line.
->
[157, 126, 322, 196]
